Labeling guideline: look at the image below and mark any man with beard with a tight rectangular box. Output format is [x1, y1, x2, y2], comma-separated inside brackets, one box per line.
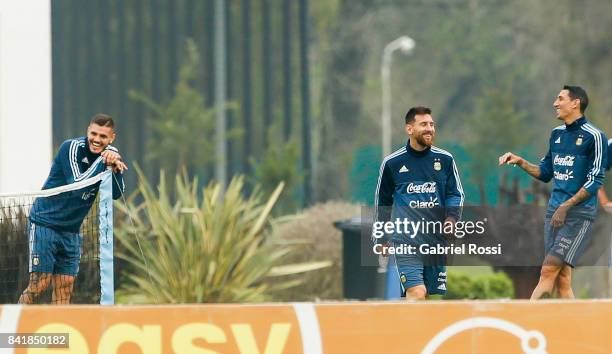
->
[499, 85, 607, 299]
[373, 106, 464, 300]
[19, 114, 128, 304]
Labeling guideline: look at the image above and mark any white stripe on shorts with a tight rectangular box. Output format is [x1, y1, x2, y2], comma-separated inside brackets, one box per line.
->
[566, 220, 590, 264]
[392, 253, 405, 294]
[28, 223, 35, 273]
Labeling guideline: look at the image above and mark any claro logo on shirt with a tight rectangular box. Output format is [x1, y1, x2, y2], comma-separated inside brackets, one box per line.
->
[554, 170, 574, 181]
[406, 182, 437, 194]
[553, 154, 575, 167]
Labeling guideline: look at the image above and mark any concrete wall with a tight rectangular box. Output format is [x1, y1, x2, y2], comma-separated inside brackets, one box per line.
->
[0, 1, 52, 193]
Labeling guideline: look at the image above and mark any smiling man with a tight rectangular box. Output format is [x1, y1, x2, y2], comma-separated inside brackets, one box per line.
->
[19, 114, 127, 304]
[499, 85, 607, 300]
[374, 106, 464, 300]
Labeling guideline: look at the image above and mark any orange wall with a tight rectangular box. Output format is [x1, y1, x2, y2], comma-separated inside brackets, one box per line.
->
[1, 300, 611, 353]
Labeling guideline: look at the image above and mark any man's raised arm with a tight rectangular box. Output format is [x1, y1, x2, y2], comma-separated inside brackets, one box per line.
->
[498, 149, 552, 182]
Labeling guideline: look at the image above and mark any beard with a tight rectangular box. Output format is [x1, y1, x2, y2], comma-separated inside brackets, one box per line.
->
[414, 132, 434, 147]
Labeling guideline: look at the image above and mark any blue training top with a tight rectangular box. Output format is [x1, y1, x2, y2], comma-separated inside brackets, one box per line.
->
[607, 138, 612, 171]
[374, 142, 464, 243]
[30, 137, 126, 233]
[537, 117, 607, 219]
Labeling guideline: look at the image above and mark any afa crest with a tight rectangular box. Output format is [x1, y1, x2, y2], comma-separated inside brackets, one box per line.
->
[434, 161, 442, 171]
[576, 136, 583, 146]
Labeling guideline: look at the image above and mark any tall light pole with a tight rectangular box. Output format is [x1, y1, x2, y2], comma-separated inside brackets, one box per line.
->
[381, 36, 415, 158]
[215, 0, 227, 190]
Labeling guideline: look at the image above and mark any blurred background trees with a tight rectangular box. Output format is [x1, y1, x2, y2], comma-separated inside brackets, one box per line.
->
[51, 0, 612, 209]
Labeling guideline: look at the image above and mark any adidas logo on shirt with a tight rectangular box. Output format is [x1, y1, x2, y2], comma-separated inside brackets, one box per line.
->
[399, 165, 409, 173]
[555, 136, 561, 144]
[437, 283, 446, 291]
[82, 157, 89, 164]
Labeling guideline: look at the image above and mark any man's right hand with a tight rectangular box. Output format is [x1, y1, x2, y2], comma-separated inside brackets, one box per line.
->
[101, 150, 128, 173]
[381, 241, 391, 257]
[498, 152, 523, 167]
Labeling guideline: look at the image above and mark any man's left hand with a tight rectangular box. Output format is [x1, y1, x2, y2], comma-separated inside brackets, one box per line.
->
[551, 204, 569, 228]
[443, 217, 457, 237]
[111, 160, 128, 173]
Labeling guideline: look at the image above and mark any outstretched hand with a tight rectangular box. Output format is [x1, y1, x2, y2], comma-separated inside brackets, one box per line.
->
[498, 152, 523, 167]
[111, 160, 128, 173]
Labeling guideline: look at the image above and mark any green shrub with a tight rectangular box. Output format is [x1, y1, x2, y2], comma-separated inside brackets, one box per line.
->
[445, 271, 514, 299]
[271, 201, 361, 301]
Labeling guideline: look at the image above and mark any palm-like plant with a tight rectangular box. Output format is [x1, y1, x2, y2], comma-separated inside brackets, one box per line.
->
[115, 170, 329, 303]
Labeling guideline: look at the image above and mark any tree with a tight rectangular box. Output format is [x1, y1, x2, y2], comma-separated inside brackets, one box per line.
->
[463, 87, 530, 204]
[315, 0, 373, 201]
[129, 39, 238, 178]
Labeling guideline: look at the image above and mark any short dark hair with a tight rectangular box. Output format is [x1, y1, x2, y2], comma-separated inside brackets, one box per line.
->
[405, 106, 432, 124]
[563, 85, 589, 113]
[90, 113, 115, 129]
